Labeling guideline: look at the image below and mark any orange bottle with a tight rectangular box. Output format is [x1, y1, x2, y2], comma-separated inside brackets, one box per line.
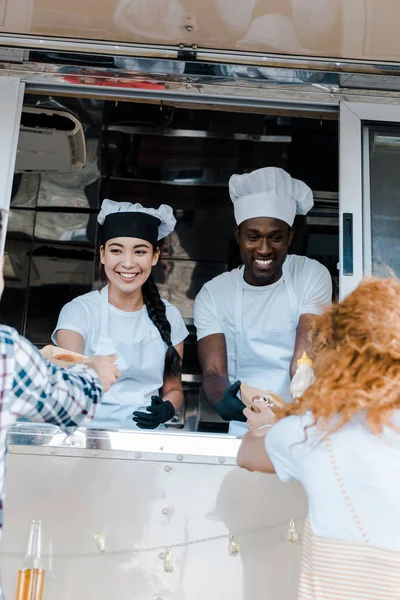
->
[16, 520, 45, 600]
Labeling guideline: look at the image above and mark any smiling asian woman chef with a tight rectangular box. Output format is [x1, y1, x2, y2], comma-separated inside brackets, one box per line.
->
[194, 167, 332, 436]
[53, 200, 188, 430]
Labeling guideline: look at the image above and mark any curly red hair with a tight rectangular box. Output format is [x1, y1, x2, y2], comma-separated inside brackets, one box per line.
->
[276, 276, 400, 434]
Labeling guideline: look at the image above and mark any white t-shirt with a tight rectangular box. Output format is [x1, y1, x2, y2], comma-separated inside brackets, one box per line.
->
[266, 411, 400, 550]
[52, 290, 188, 356]
[194, 255, 332, 384]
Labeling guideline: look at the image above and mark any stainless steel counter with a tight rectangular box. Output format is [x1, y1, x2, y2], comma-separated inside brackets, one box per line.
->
[1, 422, 307, 600]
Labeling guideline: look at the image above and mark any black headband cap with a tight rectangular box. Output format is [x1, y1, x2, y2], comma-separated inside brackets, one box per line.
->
[102, 212, 161, 246]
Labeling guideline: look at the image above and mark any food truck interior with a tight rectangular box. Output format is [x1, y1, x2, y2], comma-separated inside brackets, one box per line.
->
[0, 93, 339, 432]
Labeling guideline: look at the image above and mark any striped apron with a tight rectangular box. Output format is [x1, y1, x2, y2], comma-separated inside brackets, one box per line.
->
[298, 437, 400, 600]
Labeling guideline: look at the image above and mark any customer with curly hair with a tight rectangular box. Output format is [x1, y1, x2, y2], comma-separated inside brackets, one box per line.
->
[238, 276, 400, 599]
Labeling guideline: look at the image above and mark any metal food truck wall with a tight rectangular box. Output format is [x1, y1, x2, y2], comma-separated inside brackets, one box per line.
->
[1, 425, 307, 600]
[4, 0, 400, 63]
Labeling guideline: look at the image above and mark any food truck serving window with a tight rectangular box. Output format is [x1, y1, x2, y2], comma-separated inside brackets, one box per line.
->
[1, 93, 339, 435]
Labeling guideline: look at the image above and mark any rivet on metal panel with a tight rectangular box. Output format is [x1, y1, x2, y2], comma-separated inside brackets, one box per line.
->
[179, 44, 185, 50]
[92, 450, 99, 457]
[162, 508, 169, 515]
[176, 454, 184, 462]
[218, 457, 226, 464]
[192, 45, 198, 50]
[186, 26, 193, 32]
[134, 452, 141, 459]
[164, 465, 172, 472]
[49, 448, 57, 455]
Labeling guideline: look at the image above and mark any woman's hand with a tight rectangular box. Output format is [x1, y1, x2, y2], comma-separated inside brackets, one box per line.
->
[244, 401, 276, 434]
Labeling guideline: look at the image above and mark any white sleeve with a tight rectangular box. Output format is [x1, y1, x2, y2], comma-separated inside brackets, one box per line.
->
[51, 299, 90, 345]
[264, 415, 312, 482]
[194, 286, 223, 341]
[166, 304, 189, 347]
[300, 261, 332, 316]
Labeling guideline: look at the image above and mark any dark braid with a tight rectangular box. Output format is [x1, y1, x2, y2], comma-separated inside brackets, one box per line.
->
[142, 274, 182, 377]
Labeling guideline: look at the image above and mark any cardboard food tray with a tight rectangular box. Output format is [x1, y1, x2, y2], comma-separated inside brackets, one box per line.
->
[241, 382, 284, 412]
[40, 345, 86, 368]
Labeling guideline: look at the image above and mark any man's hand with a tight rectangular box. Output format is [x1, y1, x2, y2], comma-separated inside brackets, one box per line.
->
[216, 381, 246, 422]
[133, 396, 175, 429]
[83, 354, 120, 393]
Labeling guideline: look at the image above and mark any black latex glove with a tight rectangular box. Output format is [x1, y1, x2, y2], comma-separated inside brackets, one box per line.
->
[216, 381, 246, 422]
[133, 396, 176, 430]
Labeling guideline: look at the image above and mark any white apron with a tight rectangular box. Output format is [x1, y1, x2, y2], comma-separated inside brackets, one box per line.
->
[90, 285, 166, 430]
[298, 436, 400, 599]
[229, 263, 299, 437]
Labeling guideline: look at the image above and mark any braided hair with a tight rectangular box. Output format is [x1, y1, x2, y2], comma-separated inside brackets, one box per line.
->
[142, 274, 182, 377]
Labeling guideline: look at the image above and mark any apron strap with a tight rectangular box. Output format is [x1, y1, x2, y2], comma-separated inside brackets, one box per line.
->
[99, 284, 110, 340]
[234, 267, 244, 371]
[234, 266, 245, 334]
[326, 435, 370, 544]
[282, 260, 300, 322]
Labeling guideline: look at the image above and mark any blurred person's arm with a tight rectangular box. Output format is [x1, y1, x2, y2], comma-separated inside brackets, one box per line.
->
[10, 333, 108, 434]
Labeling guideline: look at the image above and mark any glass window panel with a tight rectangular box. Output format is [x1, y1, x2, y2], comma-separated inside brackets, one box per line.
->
[0, 209, 35, 333]
[368, 126, 400, 275]
[171, 210, 235, 263]
[34, 212, 97, 243]
[25, 248, 95, 345]
[10, 173, 40, 208]
[25, 212, 96, 344]
[102, 131, 287, 184]
[155, 259, 227, 321]
[37, 138, 101, 209]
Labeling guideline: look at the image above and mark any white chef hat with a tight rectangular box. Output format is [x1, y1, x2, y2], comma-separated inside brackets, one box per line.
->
[98, 199, 176, 244]
[229, 167, 313, 227]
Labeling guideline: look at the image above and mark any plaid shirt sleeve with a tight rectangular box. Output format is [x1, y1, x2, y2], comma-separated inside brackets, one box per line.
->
[10, 333, 103, 434]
